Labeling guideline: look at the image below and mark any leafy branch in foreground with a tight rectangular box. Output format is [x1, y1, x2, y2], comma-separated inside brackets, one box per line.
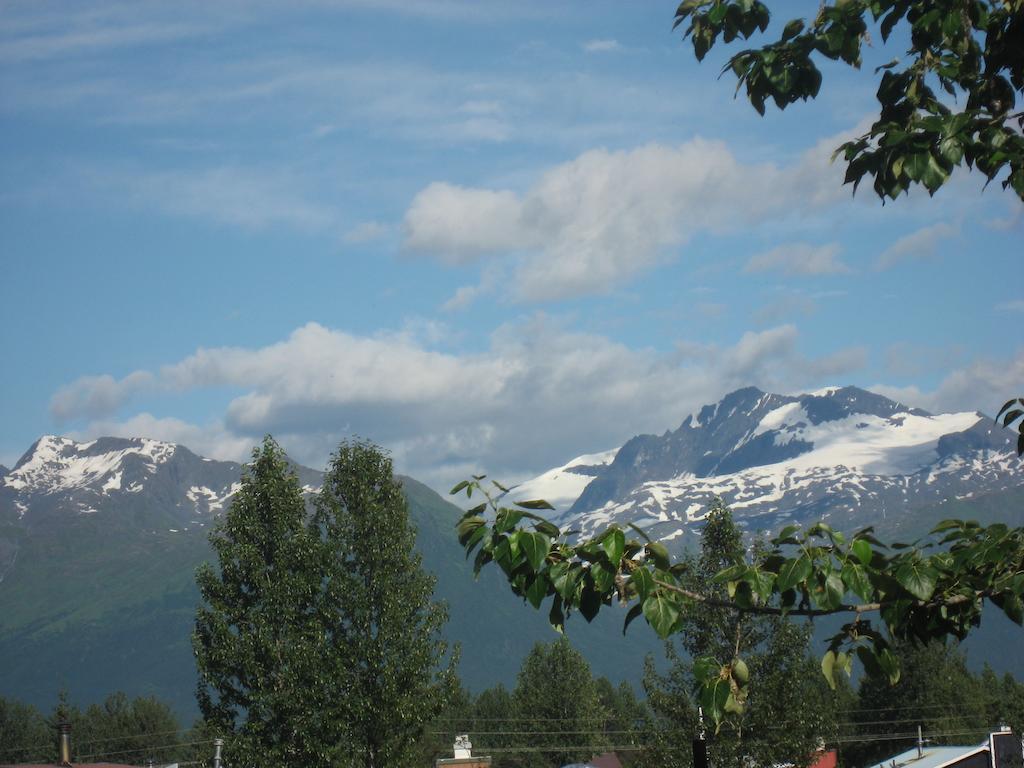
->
[673, 1, 1024, 201]
[452, 476, 1024, 728]
[997, 397, 1024, 456]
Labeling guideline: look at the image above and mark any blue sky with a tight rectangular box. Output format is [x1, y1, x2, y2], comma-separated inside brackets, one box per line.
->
[1, 1, 1021, 491]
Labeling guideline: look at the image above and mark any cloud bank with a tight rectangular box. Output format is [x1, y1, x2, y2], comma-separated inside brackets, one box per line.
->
[52, 320, 868, 488]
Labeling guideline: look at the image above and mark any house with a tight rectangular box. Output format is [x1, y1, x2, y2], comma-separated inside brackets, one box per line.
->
[865, 727, 1023, 768]
[435, 734, 492, 768]
[0, 723, 137, 768]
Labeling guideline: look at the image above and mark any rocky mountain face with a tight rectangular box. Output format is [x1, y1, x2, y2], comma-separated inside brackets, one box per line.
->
[512, 386, 1022, 544]
[0, 436, 659, 718]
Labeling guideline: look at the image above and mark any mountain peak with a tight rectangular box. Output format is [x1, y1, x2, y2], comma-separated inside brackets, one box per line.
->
[564, 384, 1015, 523]
[5, 434, 180, 496]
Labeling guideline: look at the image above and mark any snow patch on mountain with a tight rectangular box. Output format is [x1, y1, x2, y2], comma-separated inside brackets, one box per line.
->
[516, 386, 1021, 544]
[507, 448, 618, 514]
[3, 435, 177, 495]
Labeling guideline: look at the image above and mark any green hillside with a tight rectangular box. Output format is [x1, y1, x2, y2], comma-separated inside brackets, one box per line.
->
[0, 477, 664, 719]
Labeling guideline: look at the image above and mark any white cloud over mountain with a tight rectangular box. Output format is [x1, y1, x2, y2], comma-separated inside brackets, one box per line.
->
[51, 320, 869, 487]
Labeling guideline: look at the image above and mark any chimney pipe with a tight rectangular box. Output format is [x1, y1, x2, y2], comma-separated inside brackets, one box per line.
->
[213, 737, 223, 768]
[58, 722, 72, 767]
[917, 725, 924, 759]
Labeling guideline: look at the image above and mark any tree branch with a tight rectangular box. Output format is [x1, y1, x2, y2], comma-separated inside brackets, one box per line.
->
[651, 577, 981, 618]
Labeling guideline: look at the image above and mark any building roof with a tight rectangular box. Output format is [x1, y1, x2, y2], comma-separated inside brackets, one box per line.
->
[865, 744, 988, 768]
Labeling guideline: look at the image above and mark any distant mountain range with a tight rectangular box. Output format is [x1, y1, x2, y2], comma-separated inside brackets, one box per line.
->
[2, 385, 1022, 718]
[512, 385, 1022, 545]
[0, 435, 661, 718]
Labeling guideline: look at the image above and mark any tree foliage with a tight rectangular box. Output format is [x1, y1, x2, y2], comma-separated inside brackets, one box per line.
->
[453, 477, 1024, 729]
[194, 437, 326, 768]
[0, 692, 183, 765]
[313, 438, 458, 768]
[507, 637, 609, 768]
[642, 503, 837, 768]
[673, 0, 1024, 200]
[195, 437, 457, 768]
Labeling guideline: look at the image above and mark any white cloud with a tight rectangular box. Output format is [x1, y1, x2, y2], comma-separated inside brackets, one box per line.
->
[51, 371, 155, 423]
[875, 222, 958, 270]
[70, 413, 255, 465]
[873, 349, 1024, 418]
[996, 300, 1024, 313]
[403, 183, 525, 263]
[56, 320, 865, 489]
[744, 242, 851, 276]
[403, 138, 848, 301]
[583, 39, 621, 53]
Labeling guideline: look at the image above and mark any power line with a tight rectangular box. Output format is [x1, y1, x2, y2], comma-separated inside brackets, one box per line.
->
[77, 739, 215, 761]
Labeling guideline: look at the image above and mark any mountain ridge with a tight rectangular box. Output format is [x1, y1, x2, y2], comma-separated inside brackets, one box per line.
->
[507, 385, 1020, 544]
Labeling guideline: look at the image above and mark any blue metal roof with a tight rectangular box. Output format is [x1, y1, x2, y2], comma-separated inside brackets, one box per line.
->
[865, 744, 987, 768]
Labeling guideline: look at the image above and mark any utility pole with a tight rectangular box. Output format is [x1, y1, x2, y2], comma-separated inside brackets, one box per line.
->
[693, 706, 709, 768]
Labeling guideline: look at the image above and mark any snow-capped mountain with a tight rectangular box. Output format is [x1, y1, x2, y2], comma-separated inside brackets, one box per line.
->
[511, 386, 1022, 543]
[0, 435, 322, 531]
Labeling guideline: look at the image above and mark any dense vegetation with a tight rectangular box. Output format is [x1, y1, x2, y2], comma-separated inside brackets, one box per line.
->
[193, 438, 457, 768]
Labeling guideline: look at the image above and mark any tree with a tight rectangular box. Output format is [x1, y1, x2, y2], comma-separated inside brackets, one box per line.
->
[74, 692, 182, 765]
[313, 439, 457, 768]
[193, 437, 326, 768]
[594, 677, 650, 768]
[452, 478, 1024, 729]
[672, 1, 1024, 201]
[508, 637, 608, 768]
[470, 683, 518, 765]
[842, 640, 991, 767]
[0, 696, 51, 764]
[642, 503, 837, 768]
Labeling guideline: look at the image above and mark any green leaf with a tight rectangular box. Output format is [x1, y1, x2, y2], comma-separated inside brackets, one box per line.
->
[821, 649, 838, 689]
[494, 508, 524, 534]
[622, 602, 644, 635]
[449, 480, 469, 495]
[534, 520, 561, 538]
[781, 18, 804, 41]
[514, 531, 551, 573]
[514, 498, 556, 511]
[894, 560, 940, 601]
[841, 561, 873, 602]
[524, 573, 548, 609]
[628, 522, 653, 543]
[645, 541, 671, 570]
[772, 524, 802, 544]
[548, 595, 565, 632]
[643, 593, 680, 638]
[692, 656, 720, 684]
[599, 527, 626, 567]
[776, 555, 812, 592]
[631, 566, 655, 602]
[851, 538, 873, 566]
[456, 515, 485, 546]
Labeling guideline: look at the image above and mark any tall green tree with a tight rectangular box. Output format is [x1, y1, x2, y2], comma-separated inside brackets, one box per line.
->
[643, 502, 837, 768]
[193, 437, 327, 768]
[509, 637, 608, 768]
[313, 439, 457, 768]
